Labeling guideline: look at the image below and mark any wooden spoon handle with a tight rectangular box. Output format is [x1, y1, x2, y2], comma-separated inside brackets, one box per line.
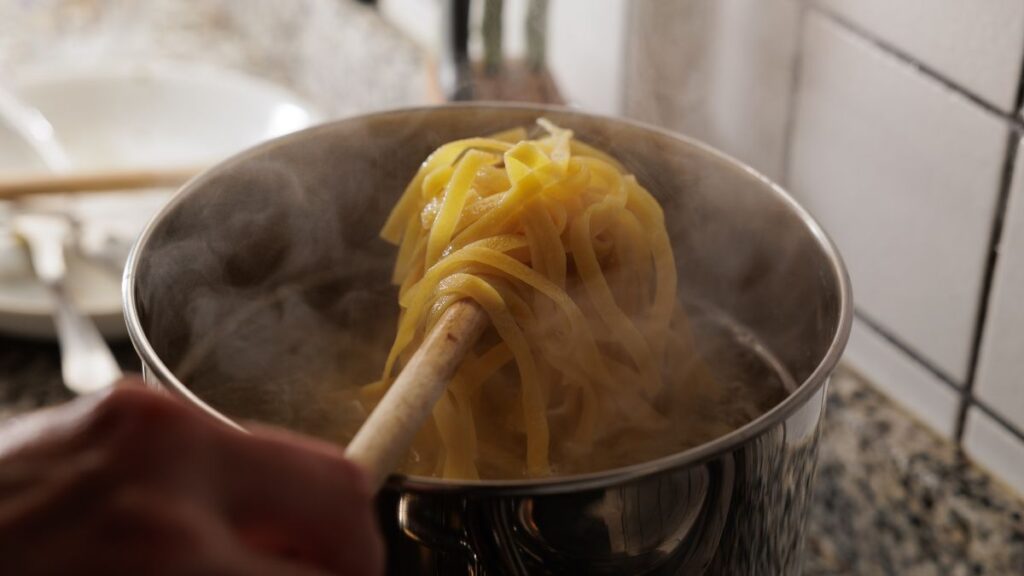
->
[0, 167, 200, 199]
[345, 299, 489, 491]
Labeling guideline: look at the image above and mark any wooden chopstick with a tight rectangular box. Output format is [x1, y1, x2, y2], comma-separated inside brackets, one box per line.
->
[345, 299, 490, 490]
[0, 167, 201, 200]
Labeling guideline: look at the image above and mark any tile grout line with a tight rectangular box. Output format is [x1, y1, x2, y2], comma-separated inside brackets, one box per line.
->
[955, 24, 1024, 442]
[854, 310, 962, 391]
[778, 2, 808, 188]
[812, 5, 1024, 128]
[855, 309, 1024, 445]
[955, 129, 1021, 442]
[970, 396, 1024, 446]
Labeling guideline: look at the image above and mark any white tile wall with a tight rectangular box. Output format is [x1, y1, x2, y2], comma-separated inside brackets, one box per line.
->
[788, 13, 1008, 384]
[845, 318, 961, 438]
[380, 0, 628, 115]
[815, 0, 1024, 112]
[546, 0, 628, 116]
[975, 139, 1024, 432]
[380, 0, 442, 51]
[964, 407, 1024, 495]
[624, 0, 801, 181]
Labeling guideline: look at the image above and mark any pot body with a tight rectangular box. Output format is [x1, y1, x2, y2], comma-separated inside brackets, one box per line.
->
[126, 104, 851, 576]
[375, 382, 827, 575]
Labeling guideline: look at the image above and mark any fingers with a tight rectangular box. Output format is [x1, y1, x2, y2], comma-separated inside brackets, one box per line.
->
[0, 374, 153, 459]
[0, 388, 110, 459]
[0, 384, 385, 576]
[106, 492, 336, 576]
[213, 424, 384, 576]
[112, 375, 146, 389]
[211, 551, 337, 576]
[6, 489, 339, 576]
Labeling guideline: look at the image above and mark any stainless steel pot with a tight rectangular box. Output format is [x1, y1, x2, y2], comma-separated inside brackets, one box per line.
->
[123, 104, 851, 575]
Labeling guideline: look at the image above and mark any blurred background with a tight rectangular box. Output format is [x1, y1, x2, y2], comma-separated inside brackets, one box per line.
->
[1, 1, 1024, 573]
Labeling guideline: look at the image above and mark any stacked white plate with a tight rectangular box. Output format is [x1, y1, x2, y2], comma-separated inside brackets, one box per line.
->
[0, 65, 320, 338]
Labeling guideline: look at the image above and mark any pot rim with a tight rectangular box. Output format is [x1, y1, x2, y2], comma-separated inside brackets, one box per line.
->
[123, 102, 853, 496]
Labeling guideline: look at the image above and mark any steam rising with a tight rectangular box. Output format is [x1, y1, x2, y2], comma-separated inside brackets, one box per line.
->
[130, 108, 842, 469]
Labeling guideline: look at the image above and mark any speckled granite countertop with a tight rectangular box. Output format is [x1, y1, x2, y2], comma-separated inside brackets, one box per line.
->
[1, 2, 1023, 574]
[806, 368, 1024, 575]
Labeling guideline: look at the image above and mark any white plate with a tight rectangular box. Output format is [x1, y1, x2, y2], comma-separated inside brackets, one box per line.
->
[15, 65, 319, 170]
[0, 86, 68, 173]
[0, 65, 320, 339]
[0, 239, 125, 338]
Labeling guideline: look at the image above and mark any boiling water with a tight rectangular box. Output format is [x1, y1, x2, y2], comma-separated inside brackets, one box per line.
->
[176, 287, 797, 480]
[542, 303, 797, 477]
[688, 304, 797, 433]
[301, 300, 798, 479]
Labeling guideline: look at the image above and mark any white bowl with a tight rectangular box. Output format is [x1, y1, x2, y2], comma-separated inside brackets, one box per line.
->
[0, 65, 320, 339]
[15, 65, 319, 170]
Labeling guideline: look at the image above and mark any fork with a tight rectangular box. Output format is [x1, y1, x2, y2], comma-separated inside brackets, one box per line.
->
[12, 211, 123, 394]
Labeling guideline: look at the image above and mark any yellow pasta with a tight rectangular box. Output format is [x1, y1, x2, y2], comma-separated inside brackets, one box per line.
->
[361, 120, 716, 479]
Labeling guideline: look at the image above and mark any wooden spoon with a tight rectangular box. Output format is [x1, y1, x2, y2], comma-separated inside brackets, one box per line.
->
[345, 299, 489, 490]
[0, 167, 200, 200]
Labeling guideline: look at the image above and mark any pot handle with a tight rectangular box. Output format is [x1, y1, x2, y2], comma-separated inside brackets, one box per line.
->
[397, 492, 481, 574]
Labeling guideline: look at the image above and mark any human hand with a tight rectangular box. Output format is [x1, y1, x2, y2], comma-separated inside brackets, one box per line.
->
[0, 379, 383, 576]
